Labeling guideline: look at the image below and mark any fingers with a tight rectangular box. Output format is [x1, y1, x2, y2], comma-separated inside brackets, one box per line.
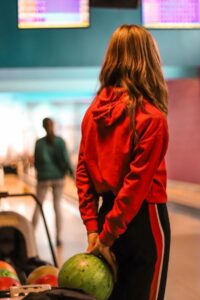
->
[110, 251, 116, 264]
[86, 232, 99, 253]
[100, 249, 117, 282]
[86, 238, 118, 282]
[86, 245, 95, 253]
[87, 232, 99, 245]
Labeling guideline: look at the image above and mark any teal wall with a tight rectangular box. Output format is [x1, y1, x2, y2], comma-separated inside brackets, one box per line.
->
[0, 0, 200, 67]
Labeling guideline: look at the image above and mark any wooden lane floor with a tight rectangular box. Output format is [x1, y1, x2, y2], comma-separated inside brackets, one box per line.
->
[167, 179, 200, 210]
[165, 208, 200, 300]
[0, 175, 200, 299]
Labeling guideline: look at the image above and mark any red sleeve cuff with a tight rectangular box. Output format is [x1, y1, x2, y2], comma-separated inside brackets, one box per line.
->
[99, 230, 116, 247]
[85, 219, 98, 233]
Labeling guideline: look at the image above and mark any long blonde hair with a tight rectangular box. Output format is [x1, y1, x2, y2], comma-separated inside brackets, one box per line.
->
[99, 24, 168, 116]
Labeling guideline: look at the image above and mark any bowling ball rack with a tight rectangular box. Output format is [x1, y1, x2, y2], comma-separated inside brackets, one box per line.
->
[0, 285, 96, 299]
[0, 192, 58, 268]
[0, 193, 96, 299]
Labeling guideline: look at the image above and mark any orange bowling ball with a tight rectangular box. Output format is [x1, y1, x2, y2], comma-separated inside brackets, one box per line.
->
[27, 265, 59, 286]
[0, 261, 17, 275]
[0, 277, 21, 290]
[33, 274, 58, 287]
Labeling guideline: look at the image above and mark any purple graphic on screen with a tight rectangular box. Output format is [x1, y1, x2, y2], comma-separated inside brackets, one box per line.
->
[142, 0, 200, 25]
[46, 0, 80, 13]
[18, 0, 89, 28]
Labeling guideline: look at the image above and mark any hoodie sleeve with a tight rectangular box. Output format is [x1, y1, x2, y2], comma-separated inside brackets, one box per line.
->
[99, 116, 169, 246]
[76, 136, 99, 233]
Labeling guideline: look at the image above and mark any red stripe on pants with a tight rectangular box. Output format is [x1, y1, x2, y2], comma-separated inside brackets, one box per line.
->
[148, 205, 164, 300]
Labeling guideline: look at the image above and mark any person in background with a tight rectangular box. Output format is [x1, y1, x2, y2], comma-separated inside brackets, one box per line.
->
[32, 117, 74, 247]
[76, 24, 170, 300]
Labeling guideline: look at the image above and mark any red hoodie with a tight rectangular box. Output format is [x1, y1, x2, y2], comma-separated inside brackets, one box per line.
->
[76, 87, 169, 246]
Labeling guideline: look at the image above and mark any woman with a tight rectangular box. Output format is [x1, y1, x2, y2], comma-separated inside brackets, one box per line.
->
[76, 24, 170, 300]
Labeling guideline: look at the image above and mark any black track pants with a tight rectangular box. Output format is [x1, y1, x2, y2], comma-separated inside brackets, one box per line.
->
[98, 193, 171, 300]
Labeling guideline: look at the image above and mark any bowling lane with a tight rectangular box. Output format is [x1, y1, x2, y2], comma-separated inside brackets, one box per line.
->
[165, 209, 200, 300]
[0, 175, 86, 266]
[34, 192, 87, 266]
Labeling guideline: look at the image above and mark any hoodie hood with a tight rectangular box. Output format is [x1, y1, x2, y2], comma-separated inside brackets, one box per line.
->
[92, 87, 127, 127]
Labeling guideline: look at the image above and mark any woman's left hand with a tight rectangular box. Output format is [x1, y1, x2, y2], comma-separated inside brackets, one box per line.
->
[88, 237, 117, 282]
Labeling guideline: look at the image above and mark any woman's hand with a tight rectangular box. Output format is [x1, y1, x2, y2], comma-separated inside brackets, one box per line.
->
[87, 236, 117, 282]
[86, 232, 99, 253]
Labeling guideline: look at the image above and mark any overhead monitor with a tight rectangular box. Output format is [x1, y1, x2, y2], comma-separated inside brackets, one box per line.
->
[18, 0, 90, 29]
[90, 0, 138, 8]
[141, 0, 200, 28]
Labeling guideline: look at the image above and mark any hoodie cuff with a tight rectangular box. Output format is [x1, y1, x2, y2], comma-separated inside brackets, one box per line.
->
[85, 219, 98, 233]
[99, 230, 116, 247]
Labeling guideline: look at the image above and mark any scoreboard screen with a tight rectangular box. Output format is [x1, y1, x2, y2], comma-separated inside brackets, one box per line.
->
[142, 0, 200, 28]
[18, 0, 89, 29]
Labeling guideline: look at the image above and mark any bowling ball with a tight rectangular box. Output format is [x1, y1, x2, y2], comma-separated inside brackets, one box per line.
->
[33, 274, 58, 287]
[58, 253, 114, 300]
[0, 261, 17, 275]
[0, 277, 21, 290]
[0, 269, 19, 281]
[27, 265, 59, 285]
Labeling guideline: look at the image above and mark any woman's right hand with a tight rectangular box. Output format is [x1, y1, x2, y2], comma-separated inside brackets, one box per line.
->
[86, 232, 99, 253]
[87, 233, 117, 282]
